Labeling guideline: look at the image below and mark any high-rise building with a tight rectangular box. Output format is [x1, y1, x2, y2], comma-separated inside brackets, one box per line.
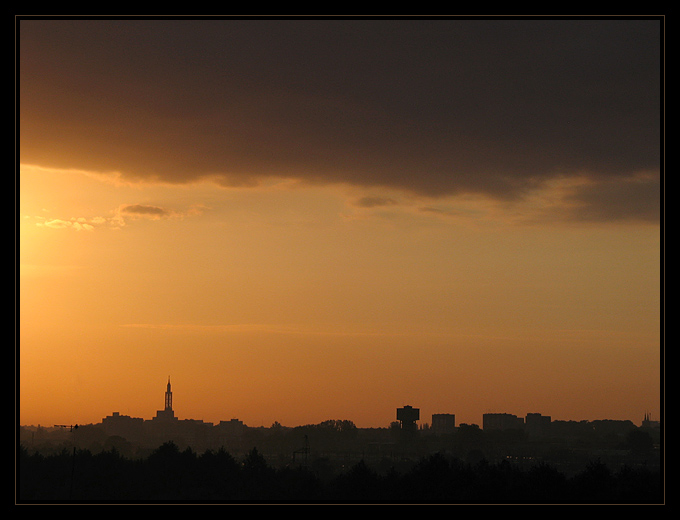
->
[482, 413, 524, 431]
[101, 411, 144, 441]
[525, 413, 551, 437]
[431, 413, 456, 435]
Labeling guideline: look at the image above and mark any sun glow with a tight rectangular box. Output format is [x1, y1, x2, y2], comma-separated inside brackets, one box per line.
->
[17, 160, 661, 428]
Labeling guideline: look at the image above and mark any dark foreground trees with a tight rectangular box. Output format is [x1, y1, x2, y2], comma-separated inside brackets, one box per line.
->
[17, 443, 662, 503]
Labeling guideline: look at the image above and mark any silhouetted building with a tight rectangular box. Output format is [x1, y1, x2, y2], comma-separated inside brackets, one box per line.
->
[483, 413, 524, 431]
[153, 377, 177, 423]
[397, 405, 420, 433]
[215, 419, 245, 449]
[102, 412, 144, 442]
[178, 418, 214, 448]
[217, 418, 245, 436]
[99, 379, 247, 451]
[641, 412, 660, 429]
[525, 413, 551, 437]
[144, 378, 182, 446]
[431, 413, 456, 436]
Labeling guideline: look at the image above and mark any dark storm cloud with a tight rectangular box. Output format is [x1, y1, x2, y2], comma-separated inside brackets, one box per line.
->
[19, 17, 661, 220]
[565, 174, 661, 223]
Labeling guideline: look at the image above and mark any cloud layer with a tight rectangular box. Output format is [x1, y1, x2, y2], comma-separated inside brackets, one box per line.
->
[19, 18, 661, 221]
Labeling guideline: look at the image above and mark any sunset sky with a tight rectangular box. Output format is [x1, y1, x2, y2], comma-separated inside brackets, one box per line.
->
[18, 17, 662, 429]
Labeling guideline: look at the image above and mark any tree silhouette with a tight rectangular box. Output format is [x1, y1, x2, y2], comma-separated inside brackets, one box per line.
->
[331, 459, 382, 501]
[17, 440, 662, 503]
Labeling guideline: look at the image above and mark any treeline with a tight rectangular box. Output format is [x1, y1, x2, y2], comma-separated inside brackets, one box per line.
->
[18, 442, 662, 503]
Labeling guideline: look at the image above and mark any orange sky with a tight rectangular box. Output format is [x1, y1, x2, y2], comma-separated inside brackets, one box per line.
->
[17, 17, 662, 429]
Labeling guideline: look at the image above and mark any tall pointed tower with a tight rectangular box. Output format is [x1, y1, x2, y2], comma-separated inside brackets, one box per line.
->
[154, 377, 177, 422]
[165, 377, 173, 412]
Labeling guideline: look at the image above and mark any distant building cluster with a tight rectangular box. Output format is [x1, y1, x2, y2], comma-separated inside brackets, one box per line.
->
[99, 381, 656, 449]
[101, 379, 245, 448]
[482, 412, 552, 438]
[395, 405, 552, 438]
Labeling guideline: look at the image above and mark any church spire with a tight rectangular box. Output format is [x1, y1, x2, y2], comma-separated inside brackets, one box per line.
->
[165, 377, 172, 411]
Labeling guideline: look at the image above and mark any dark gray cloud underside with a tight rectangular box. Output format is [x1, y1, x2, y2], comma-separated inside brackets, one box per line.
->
[19, 18, 661, 220]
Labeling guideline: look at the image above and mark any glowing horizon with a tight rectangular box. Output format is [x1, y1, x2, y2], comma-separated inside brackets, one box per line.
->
[18, 163, 661, 429]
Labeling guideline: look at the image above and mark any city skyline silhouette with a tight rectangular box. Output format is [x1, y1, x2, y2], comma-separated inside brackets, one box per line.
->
[21, 376, 660, 433]
[18, 15, 662, 455]
[18, 376, 662, 503]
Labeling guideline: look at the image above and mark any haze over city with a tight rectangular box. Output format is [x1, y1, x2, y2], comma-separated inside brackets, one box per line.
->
[18, 16, 662, 431]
